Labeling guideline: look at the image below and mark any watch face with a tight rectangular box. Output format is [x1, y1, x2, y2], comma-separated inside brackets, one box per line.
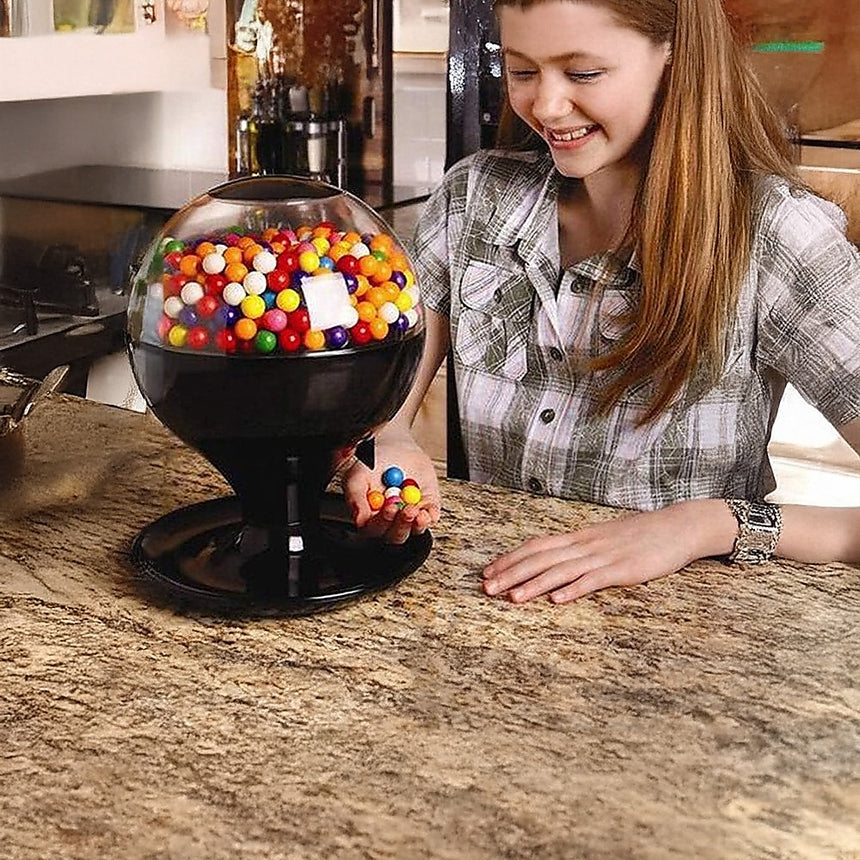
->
[747, 507, 779, 530]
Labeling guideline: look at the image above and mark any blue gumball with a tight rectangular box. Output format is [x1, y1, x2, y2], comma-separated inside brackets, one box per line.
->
[381, 465, 404, 489]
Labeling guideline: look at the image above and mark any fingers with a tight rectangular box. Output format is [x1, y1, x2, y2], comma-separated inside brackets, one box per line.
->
[359, 504, 436, 544]
[548, 566, 631, 604]
[483, 545, 602, 603]
[481, 526, 656, 604]
[483, 533, 585, 579]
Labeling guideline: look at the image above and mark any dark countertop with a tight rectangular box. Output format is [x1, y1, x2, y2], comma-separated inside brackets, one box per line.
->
[0, 165, 433, 212]
[0, 165, 230, 212]
[1, 393, 858, 858]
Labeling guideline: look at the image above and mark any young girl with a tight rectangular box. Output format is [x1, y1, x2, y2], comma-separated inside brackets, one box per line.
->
[343, 0, 860, 602]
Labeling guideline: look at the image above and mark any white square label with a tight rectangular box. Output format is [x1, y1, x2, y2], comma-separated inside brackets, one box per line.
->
[302, 272, 354, 331]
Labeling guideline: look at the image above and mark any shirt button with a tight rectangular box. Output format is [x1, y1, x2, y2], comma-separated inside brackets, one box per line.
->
[540, 408, 555, 424]
[493, 288, 502, 303]
[549, 347, 563, 361]
[527, 477, 543, 493]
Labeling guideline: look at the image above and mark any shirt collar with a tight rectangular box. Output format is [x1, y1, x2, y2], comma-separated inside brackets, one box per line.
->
[484, 153, 641, 284]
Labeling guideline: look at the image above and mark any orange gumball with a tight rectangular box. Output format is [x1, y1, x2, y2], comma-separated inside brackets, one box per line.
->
[366, 287, 388, 309]
[224, 261, 249, 284]
[303, 329, 326, 351]
[370, 261, 393, 285]
[379, 280, 400, 303]
[367, 490, 385, 511]
[179, 254, 199, 276]
[223, 246, 244, 265]
[357, 255, 379, 278]
[356, 301, 377, 322]
[368, 318, 389, 340]
[369, 233, 394, 253]
[234, 318, 258, 340]
[388, 251, 409, 272]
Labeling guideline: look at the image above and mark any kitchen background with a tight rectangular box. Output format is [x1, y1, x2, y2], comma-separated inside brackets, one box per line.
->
[0, 0, 858, 504]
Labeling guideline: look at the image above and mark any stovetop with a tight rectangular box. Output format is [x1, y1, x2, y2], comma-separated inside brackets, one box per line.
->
[0, 287, 128, 351]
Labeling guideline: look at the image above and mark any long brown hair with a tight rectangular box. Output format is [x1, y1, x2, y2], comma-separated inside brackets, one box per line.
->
[494, 0, 801, 421]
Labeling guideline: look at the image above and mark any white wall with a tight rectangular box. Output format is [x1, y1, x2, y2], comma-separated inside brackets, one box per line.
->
[392, 54, 446, 188]
[0, 89, 227, 180]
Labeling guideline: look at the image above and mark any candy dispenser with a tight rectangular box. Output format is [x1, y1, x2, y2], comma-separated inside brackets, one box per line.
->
[126, 175, 429, 614]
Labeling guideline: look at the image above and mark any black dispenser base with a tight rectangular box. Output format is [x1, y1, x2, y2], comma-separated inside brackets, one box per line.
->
[130, 493, 431, 616]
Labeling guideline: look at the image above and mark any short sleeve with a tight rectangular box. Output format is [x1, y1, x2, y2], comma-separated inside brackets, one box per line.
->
[755, 186, 860, 428]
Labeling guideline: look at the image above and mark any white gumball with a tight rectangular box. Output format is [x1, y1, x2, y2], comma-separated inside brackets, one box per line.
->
[243, 271, 268, 295]
[202, 252, 226, 274]
[252, 250, 277, 273]
[163, 296, 184, 318]
[222, 282, 247, 306]
[180, 282, 205, 305]
[379, 302, 400, 324]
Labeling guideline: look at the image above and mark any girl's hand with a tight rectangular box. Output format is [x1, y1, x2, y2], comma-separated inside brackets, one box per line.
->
[340, 427, 442, 545]
[482, 500, 737, 603]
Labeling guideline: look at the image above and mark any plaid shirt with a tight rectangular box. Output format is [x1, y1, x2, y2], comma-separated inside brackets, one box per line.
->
[412, 150, 860, 510]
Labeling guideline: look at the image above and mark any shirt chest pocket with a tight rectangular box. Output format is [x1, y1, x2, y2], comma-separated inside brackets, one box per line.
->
[454, 261, 533, 381]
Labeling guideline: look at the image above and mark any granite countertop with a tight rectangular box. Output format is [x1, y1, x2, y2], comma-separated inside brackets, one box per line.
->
[0, 395, 858, 859]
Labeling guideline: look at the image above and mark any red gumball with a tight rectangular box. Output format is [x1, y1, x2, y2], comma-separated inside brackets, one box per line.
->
[266, 269, 290, 292]
[163, 273, 188, 296]
[164, 250, 183, 270]
[196, 294, 219, 319]
[214, 328, 237, 354]
[204, 273, 227, 296]
[335, 254, 359, 276]
[278, 328, 302, 353]
[349, 321, 373, 345]
[401, 477, 419, 489]
[277, 249, 300, 272]
[288, 308, 311, 334]
[187, 326, 210, 349]
[156, 315, 173, 341]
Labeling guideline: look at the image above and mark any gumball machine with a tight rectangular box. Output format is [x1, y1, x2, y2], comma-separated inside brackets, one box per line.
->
[126, 176, 430, 614]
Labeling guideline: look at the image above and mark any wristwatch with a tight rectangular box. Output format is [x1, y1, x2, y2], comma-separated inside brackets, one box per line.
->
[725, 499, 783, 564]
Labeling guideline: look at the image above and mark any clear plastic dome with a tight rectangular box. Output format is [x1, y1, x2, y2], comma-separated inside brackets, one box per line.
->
[127, 176, 424, 358]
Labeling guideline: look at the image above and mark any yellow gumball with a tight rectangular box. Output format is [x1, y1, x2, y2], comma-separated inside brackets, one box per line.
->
[400, 485, 422, 506]
[276, 288, 301, 313]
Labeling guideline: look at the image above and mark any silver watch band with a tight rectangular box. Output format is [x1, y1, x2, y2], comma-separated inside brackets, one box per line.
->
[725, 499, 783, 564]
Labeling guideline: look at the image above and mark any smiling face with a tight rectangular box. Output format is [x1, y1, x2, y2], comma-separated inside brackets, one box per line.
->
[499, 0, 671, 182]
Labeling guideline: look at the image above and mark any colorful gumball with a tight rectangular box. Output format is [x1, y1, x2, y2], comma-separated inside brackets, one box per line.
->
[381, 465, 404, 488]
[401, 484, 422, 506]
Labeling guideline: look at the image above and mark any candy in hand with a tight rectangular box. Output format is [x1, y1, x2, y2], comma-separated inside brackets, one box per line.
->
[367, 464, 422, 510]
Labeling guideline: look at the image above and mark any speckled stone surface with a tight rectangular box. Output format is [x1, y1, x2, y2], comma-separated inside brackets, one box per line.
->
[1, 396, 858, 859]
